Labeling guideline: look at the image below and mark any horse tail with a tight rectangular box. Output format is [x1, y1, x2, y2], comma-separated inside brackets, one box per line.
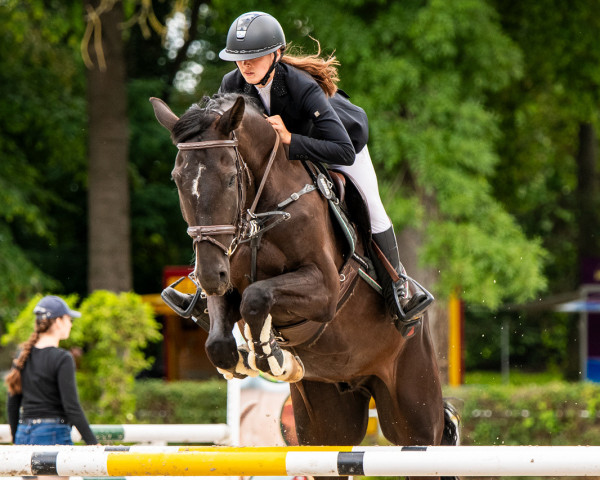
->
[441, 400, 461, 446]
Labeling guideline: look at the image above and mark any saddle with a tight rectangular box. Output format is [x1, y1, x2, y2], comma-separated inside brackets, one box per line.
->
[303, 161, 378, 276]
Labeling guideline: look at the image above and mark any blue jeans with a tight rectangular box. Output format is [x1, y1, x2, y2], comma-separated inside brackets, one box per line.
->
[15, 419, 73, 445]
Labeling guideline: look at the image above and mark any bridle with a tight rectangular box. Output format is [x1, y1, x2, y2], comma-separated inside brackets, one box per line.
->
[176, 128, 280, 257]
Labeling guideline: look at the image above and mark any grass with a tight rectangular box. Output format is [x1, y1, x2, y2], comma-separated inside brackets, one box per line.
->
[464, 369, 563, 386]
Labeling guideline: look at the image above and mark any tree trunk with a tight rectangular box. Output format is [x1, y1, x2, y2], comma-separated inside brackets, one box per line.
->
[576, 122, 599, 264]
[86, 0, 131, 292]
[569, 122, 599, 381]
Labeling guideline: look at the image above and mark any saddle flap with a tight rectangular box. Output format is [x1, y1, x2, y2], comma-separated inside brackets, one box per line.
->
[330, 169, 372, 244]
[329, 171, 346, 203]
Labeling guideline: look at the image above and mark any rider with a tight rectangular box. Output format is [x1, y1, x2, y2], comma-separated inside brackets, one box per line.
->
[166, 11, 432, 335]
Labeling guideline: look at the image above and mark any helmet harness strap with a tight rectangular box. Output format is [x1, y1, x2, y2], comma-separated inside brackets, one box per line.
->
[257, 52, 279, 86]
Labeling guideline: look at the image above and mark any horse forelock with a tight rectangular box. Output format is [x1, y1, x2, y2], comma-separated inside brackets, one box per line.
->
[172, 94, 263, 144]
[171, 102, 214, 144]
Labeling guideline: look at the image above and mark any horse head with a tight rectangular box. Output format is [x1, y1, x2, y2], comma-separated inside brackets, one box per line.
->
[150, 95, 249, 296]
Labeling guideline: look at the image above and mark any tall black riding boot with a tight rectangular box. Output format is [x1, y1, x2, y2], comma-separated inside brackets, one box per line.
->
[372, 226, 434, 337]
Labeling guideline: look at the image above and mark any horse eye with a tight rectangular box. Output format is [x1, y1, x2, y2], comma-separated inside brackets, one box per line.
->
[228, 174, 236, 187]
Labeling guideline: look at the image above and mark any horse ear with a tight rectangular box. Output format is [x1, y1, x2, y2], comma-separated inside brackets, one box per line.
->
[217, 96, 245, 135]
[150, 97, 179, 132]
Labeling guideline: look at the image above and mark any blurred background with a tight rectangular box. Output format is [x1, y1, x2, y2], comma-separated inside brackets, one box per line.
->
[1, 0, 600, 388]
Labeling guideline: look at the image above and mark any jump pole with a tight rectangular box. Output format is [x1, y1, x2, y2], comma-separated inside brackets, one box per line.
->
[1, 446, 600, 477]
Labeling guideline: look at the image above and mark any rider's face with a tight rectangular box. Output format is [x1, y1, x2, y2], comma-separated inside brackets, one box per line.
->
[236, 51, 279, 85]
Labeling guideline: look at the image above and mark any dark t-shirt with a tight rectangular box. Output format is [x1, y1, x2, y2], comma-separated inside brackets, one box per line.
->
[6, 347, 97, 444]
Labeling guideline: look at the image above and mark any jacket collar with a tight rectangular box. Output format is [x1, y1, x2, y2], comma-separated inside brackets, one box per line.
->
[242, 63, 287, 97]
[271, 63, 288, 97]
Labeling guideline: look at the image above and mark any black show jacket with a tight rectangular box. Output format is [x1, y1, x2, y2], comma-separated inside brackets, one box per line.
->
[219, 62, 369, 166]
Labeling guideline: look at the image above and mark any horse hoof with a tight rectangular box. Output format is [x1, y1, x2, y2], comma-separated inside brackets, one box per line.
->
[217, 346, 260, 380]
[263, 350, 304, 383]
[282, 352, 305, 383]
[237, 345, 260, 377]
[217, 367, 235, 380]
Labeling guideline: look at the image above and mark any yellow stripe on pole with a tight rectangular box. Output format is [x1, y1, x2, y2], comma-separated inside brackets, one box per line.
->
[107, 452, 289, 476]
[448, 290, 462, 386]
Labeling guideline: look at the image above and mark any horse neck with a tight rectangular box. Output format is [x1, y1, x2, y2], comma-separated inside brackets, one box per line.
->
[238, 120, 305, 207]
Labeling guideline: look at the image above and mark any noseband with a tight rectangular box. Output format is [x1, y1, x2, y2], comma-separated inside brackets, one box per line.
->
[176, 130, 280, 256]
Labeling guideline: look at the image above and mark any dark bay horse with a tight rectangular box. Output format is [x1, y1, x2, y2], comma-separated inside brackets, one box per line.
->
[150, 93, 458, 479]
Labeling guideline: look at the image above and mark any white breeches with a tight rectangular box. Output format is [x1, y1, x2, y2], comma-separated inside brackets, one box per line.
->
[333, 145, 391, 234]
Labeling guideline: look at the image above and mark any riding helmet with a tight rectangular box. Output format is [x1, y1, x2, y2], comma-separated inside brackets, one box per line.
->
[219, 12, 286, 61]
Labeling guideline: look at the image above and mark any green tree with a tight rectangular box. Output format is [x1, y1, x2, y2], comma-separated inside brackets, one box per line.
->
[483, 0, 600, 378]
[70, 290, 162, 422]
[492, 0, 600, 291]
[0, 1, 86, 322]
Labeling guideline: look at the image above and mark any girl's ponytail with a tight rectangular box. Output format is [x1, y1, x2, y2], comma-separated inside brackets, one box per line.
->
[281, 39, 340, 97]
[4, 316, 53, 395]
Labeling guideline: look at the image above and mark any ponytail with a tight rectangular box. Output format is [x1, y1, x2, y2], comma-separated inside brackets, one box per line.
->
[4, 316, 54, 395]
[281, 39, 340, 97]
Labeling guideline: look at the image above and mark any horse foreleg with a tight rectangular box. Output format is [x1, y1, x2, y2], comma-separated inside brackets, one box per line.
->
[240, 265, 336, 382]
[205, 291, 258, 379]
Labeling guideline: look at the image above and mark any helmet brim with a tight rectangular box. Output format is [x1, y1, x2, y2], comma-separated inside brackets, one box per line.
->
[219, 45, 283, 62]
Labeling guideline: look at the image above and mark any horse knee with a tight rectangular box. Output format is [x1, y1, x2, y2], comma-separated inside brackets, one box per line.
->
[240, 286, 274, 320]
[205, 334, 238, 370]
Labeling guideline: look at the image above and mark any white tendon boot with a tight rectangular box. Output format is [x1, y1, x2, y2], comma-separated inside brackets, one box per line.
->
[244, 315, 305, 382]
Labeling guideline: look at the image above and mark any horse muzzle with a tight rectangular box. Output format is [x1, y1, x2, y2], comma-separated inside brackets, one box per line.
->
[194, 243, 231, 296]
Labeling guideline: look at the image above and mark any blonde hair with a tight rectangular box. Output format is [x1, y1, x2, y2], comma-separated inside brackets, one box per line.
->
[281, 39, 340, 97]
[4, 315, 56, 395]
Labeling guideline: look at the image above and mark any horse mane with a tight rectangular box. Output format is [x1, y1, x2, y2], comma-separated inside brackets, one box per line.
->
[172, 93, 262, 144]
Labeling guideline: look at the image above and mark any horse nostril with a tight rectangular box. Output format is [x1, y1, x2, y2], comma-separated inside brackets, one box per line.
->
[219, 270, 228, 283]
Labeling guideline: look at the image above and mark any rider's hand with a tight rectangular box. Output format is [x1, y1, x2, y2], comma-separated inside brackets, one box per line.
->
[265, 114, 291, 144]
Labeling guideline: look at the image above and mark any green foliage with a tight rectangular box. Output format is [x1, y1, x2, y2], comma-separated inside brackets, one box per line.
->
[366, 0, 546, 307]
[68, 291, 163, 422]
[464, 309, 575, 374]
[490, 0, 600, 294]
[445, 382, 600, 446]
[2, 291, 162, 423]
[135, 379, 228, 424]
[0, 229, 58, 325]
[0, 0, 87, 319]
[464, 369, 563, 386]
[0, 378, 228, 426]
